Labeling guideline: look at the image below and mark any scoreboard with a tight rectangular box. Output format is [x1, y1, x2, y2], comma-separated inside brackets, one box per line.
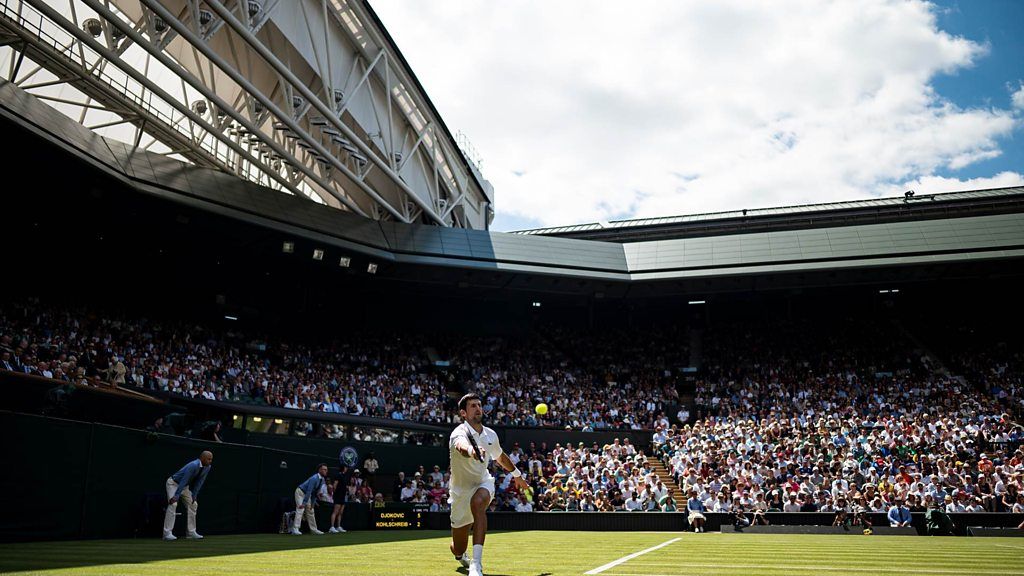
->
[371, 504, 428, 529]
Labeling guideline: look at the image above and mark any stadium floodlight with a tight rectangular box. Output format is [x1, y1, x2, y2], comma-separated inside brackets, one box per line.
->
[312, 249, 324, 261]
[367, 263, 378, 274]
[274, 419, 284, 425]
[224, 315, 238, 321]
[532, 301, 542, 308]
[252, 417, 262, 423]
[338, 257, 351, 268]
[689, 300, 706, 305]
[879, 289, 890, 294]
[282, 241, 294, 254]
[891, 289, 900, 293]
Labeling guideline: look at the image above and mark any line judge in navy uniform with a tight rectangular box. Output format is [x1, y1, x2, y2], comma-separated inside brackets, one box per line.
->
[163, 451, 213, 540]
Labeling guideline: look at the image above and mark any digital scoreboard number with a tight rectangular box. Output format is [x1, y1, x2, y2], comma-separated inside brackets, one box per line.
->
[372, 505, 426, 529]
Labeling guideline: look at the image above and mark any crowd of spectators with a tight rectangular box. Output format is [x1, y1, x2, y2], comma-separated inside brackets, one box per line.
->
[662, 316, 1024, 524]
[450, 332, 678, 430]
[0, 300, 677, 429]
[911, 318, 1024, 421]
[402, 437, 677, 513]
[0, 300, 455, 424]
[499, 438, 679, 512]
[5, 298, 1023, 523]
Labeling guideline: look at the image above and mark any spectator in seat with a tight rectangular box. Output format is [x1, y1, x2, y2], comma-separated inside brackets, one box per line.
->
[888, 498, 912, 527]
[400, 480, 416, 503]
[783, 493, 802, 512]
[686, 489, 707, 533]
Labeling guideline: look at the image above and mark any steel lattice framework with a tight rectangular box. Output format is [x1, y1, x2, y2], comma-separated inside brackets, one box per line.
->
[0, 0, 495, 228]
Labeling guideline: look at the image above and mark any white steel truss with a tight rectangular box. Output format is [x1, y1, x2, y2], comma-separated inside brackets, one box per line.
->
[0, 0, 495, 228]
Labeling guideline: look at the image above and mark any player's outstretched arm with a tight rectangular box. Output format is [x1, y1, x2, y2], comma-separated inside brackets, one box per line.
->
[453, 437, 476, 460]
[497, 454, 530, 490]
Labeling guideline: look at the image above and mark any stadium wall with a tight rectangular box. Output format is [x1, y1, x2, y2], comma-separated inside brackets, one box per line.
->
[0, 411, 360, 541]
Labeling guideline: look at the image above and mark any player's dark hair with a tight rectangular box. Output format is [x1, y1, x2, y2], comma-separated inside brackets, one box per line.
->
[458, 392, 481, 411]
[318, 463, 328, 470]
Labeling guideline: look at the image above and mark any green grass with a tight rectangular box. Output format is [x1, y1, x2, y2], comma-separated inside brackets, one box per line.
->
[1, 531, 1022, 576]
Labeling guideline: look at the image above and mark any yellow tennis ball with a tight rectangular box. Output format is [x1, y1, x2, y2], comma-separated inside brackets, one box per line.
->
[535, 403, 548, 415]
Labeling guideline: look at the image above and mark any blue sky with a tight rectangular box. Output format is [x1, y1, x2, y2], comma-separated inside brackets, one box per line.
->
[372, 0, 1024, 232]
[929, 0, 1023, 180]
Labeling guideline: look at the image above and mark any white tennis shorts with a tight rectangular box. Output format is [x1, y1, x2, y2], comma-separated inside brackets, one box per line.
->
[448, 480, 495, 528]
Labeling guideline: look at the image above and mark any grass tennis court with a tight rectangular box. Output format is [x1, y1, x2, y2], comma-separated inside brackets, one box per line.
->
[1, 531, 1022, 575]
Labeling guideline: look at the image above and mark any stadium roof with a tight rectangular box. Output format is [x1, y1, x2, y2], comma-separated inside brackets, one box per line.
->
[511, 187, 1024, 243]
[5, 77, 1024, 291]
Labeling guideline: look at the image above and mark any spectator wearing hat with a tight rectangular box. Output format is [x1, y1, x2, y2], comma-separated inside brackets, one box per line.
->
[888, 498, 911, 527]
[944, 495, 966, 514]
[430, 465, 444, 485]
[686, 489, 707, 532]
[783, 493, 802, 512]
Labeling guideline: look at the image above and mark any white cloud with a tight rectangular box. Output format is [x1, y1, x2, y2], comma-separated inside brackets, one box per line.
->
[885, 171, 1024, 196]
[1012, 82, 1024, 110]
[371, 0, 1022, 229]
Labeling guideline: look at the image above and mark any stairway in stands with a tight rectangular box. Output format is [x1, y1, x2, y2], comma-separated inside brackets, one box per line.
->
[648, 457, 687, 508]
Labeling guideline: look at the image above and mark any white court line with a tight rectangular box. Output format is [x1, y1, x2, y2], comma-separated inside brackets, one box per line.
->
[613, 563, 1022, 575]
[584, 537, 682, 575]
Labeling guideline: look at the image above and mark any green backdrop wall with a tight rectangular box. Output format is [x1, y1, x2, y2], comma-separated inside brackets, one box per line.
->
[0, 411, 369, 541]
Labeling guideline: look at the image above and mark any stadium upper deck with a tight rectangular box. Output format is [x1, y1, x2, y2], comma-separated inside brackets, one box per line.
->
[512, 187, 1024, 243]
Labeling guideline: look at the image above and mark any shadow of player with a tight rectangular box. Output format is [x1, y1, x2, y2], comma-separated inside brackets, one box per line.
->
[456, 565, 552, 569]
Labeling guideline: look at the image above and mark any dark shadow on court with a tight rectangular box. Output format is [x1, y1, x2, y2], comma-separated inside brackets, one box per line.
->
[0, 531, 452, 573]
